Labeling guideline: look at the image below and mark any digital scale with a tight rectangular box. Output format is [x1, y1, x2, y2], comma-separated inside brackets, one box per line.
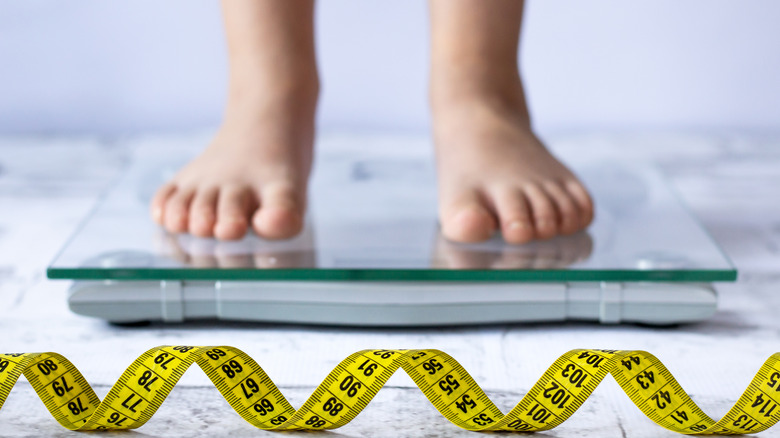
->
[47, 139, 736, 326]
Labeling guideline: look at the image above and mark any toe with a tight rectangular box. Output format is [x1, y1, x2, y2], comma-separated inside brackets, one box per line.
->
[214, 185, 253, 241]
[491, 187, 535, 244]
[523, 183, 558, 240]
[163, 187, 195, 233]
[440, 191, 498, 243]
[543, 181, 581, 235]
[151, 183, 176, 225]
[252, 183, 304, 240]
[188, 187, 218, 238]
[564, 179, 595, 228]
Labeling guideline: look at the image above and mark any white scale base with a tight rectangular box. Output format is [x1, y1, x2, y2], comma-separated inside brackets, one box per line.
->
[68, 281, 717, 326]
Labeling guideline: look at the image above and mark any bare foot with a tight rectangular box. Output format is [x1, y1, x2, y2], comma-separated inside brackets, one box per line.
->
[150, 83, 317, 241]
[432, 86, 594, 244]
[427, 0, 593, 245]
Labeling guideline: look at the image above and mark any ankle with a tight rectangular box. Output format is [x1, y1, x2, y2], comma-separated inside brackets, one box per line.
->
[225, 66, 319, 122]
[215, 70, 319, 162]
[430, 74, 530, 126]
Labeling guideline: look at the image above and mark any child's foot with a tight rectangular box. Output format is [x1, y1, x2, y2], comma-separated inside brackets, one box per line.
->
[432, 85, 594, 244]
[150, 84, 317, 241]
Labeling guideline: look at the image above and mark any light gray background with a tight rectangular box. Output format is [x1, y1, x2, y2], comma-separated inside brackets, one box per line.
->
[1, 0, 779, 135]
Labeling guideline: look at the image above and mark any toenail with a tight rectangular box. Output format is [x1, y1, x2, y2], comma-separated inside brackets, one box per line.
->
[152, 207, 163, 222]
[537, 219, 554, 228]
[508, 220, 529, 230]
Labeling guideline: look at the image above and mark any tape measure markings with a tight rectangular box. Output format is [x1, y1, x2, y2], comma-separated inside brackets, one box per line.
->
[2, 347, 780, 434]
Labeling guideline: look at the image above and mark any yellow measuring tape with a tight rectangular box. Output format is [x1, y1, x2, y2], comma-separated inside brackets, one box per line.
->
[1, 347, 779, 434]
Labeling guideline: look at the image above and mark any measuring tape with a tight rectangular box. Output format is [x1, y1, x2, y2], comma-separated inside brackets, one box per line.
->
[2, 347, 780, 434]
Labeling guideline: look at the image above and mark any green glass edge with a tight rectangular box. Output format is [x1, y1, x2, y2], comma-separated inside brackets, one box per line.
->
[47, 267, 737, 282]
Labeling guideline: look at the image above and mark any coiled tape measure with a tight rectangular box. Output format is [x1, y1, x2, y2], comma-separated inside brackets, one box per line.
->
[1, 346, 780, 434]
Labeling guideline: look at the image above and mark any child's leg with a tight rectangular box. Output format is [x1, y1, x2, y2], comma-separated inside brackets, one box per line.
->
[429, 0, 593, 244]
[151, 0, 318, 240]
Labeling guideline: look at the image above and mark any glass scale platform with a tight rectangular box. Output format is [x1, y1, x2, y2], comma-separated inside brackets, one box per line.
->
[48, 139, 736, 326]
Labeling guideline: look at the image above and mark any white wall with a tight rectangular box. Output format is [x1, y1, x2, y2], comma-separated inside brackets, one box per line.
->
[0, 0, 778, 135]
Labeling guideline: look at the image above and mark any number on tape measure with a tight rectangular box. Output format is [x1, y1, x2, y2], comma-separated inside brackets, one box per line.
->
[422, 358, 443, 375]
[51, 376, 74, 396]
[357, 359, 377, 376]
[253, 398, 275, 415]
[1, 347, 780, 435]
[438, 374, 460, 395]
[339, 375, 362, 397]
[221, 360, 243, 379]
[36, 359, 58, 375]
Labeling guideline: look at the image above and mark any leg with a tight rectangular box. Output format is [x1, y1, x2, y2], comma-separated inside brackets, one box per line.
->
[151, 0, 318, 240]
[429, 0, 593, 244]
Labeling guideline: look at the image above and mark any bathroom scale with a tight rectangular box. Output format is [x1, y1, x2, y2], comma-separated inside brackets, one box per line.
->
[47, 137, 736, 326]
